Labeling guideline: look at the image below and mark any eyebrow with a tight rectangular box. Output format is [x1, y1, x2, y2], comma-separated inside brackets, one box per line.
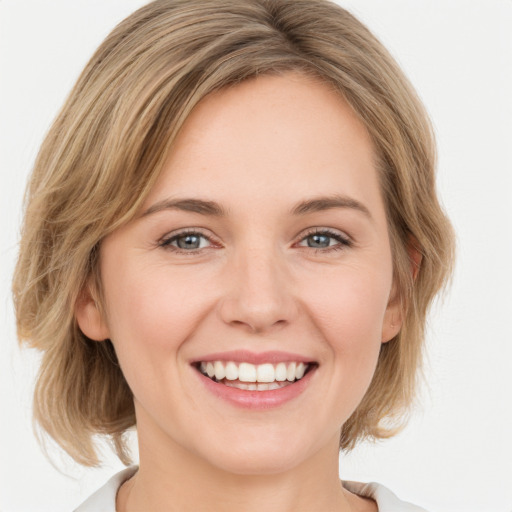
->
[290, 194, 372, 219]
[141, 194, 372, 220]
[141, 198, 227, 217]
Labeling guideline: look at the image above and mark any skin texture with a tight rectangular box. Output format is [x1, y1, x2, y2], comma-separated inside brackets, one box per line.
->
[77, 73, 402, 511]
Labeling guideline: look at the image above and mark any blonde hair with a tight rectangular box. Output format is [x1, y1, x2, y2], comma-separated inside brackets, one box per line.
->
[13, 0, 455, 466]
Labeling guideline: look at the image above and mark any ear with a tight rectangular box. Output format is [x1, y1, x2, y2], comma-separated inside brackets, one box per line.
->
[381, 283, 403, 343]
[75, 283, 110, 341]
[381, 241, 422, 343]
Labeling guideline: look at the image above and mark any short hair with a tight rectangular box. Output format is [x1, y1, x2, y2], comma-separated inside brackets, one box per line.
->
[13, 0, 455, 466]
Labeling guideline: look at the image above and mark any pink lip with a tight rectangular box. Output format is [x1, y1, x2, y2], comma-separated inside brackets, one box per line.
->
[194, 364, 317, 410]
[190, 350, 314, 365]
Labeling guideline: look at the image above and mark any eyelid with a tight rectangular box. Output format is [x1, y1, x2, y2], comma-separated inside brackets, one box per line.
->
[295, 227, 353, 250]
[298, 227, 352, 242]
[158, 228, 221, 252]
[157, 226, 353, 254]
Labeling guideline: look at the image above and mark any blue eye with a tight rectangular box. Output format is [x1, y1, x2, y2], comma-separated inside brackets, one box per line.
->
[298, 230, 351, 251]
[304, 233, 335, 248]
[159, 228, 350, 254]
[160, 232, 211, 251]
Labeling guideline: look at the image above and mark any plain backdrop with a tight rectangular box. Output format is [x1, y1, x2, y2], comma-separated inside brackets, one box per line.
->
[1, 1, 511, 511]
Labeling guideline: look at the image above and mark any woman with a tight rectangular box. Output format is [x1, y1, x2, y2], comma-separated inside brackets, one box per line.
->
[13, 1, 454, 510]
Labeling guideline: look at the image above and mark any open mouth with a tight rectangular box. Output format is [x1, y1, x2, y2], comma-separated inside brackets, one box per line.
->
[194, 360, 317, 391]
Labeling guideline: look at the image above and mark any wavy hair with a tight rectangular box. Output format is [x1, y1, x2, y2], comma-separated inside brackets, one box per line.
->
[13, 0, 455, 466]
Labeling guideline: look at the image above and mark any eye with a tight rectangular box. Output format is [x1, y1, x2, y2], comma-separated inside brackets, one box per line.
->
[297, 229, 352, 252]
[159, 230, 213, 252]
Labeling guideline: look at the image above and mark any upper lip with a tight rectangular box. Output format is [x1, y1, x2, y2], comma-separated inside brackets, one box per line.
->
[190, 350, 315, 365]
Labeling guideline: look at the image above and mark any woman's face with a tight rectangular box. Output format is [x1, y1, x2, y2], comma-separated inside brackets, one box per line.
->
[78, 73, 402, 475]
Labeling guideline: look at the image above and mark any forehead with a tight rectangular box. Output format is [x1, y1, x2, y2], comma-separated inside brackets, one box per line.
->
[143, 72, 384, 222]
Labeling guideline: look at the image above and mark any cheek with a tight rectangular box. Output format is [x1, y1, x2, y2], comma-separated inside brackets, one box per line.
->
[99, 263, 218, 423]
[100, 260, 209, 377]
[303, 265, 391, 351]
[306, 267, 392, 415]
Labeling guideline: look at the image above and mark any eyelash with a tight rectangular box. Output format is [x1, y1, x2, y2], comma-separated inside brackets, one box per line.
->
[158, 229, 216, 255]
[158, 228, 352, 255]
[298, 228, 352, 253]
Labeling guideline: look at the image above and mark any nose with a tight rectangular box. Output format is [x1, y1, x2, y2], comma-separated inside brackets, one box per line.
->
[218, 246, 298, 334]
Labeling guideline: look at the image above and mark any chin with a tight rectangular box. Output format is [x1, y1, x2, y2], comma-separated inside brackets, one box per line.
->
[195, 427, 317, 476]
[208, 450, 304, 476]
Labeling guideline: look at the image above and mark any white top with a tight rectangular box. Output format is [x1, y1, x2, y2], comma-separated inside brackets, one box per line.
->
[74, 466, 428, 512]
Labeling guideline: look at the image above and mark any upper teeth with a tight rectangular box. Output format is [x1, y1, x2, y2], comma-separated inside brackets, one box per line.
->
[199, 361, 308, 383]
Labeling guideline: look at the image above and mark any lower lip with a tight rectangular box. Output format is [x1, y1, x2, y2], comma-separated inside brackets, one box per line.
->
[196, 368, 316, 409]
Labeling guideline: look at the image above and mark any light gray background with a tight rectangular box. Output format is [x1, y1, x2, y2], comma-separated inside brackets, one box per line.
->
[1, 1, 511, 511]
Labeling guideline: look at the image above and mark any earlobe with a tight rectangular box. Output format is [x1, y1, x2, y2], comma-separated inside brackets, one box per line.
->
[75, 286, 110, 341]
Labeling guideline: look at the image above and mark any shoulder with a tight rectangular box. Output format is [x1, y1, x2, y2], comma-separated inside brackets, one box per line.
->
[74, 466, 138, 512]
[342, 480, 430, 512]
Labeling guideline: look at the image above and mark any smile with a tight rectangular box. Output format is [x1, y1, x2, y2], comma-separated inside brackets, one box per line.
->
[198, 361, 311, 391]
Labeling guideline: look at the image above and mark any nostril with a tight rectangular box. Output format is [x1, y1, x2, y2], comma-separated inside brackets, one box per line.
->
[217, 282, 298, 334]
[234, 316, 290, 334]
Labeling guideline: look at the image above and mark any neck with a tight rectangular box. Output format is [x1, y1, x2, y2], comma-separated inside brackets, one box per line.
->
[117, 423, 369, 512]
